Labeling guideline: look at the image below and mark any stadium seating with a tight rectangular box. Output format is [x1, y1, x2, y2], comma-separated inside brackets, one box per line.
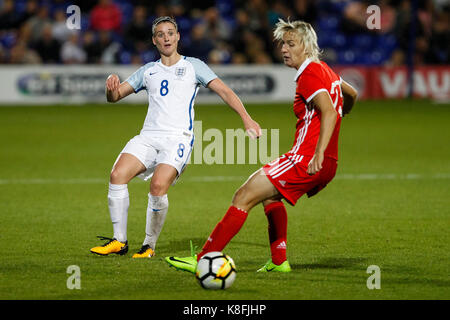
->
[0, 0, 406, 66]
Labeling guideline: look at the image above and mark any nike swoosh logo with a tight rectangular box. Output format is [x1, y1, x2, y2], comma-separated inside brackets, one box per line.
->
[266, 267, 275, 272]
[169, 257, 193, 265]
[149, 72, 158, 75]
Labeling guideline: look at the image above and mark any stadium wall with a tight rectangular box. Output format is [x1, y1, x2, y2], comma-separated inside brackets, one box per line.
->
[0, 65, 448, 105]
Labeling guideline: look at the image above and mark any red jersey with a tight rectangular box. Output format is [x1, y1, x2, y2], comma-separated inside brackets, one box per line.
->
[262, 59, 343, 205]
[290, 58, 343, 160]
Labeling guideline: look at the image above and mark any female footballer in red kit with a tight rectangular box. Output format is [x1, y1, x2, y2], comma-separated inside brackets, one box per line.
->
[166, 19, 358, 273]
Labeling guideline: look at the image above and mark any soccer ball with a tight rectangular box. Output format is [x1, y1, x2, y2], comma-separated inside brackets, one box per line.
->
[195, 251, 236, 290]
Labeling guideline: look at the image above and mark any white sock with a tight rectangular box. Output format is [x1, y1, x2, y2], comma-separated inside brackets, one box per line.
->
[144, 193, 169, 249]
[108, 183, 129, 243]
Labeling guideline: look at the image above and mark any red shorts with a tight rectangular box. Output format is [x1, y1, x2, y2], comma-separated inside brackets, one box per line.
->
[263, 153, 337, 206]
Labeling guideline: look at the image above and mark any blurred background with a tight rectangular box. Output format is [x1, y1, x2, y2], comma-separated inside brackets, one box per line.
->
[0, 0, 448, 102]
[0, 1, 449, 300]
[0, 0, 448, 66]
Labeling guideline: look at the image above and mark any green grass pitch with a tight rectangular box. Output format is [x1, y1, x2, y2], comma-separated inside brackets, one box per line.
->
[0, 99, 449, 300]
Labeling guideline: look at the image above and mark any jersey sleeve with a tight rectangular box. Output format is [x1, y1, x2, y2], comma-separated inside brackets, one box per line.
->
[125, 62, 153, 93]
[298, 73, 328, 103]
[186, 57, 218, 87]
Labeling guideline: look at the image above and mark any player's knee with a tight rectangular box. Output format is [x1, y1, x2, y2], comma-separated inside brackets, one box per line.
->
[262, 199, 282, 208]
[231, 185, 252, 210]
[231, 186, 244, 203]
[150, 178, 169, 196]
[110, 168, 128, 184]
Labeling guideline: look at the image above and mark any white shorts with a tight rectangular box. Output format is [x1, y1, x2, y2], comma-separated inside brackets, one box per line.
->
[114, 134, 193, 183]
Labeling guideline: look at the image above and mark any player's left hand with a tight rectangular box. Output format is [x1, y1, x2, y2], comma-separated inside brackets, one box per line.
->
[244, 118, 262, 140]
[307, 152, 324, 175]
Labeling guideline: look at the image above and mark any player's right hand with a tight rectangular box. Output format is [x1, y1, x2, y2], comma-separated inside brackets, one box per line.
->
[307, 152, 324, 175]
[106, 74, 120, 92]
[244, 118, 262, 140]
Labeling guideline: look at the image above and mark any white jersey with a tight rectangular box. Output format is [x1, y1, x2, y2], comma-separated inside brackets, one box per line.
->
[125, 56, 217, 140]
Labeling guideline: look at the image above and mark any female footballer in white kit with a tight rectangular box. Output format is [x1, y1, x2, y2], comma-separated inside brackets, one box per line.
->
[90, 17, 262, 258]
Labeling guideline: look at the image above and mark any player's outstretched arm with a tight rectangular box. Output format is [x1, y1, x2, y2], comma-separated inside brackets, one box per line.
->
[207, 78, 262, 139]
[341, 80, 358, 116]
[105, 74, 135, 103]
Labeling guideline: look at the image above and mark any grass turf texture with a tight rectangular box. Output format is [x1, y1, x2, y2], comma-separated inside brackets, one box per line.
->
[0, 99, 449, 300]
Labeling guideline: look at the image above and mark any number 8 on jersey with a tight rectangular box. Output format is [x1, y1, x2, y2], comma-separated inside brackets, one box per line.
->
[160, 80, 169, 96]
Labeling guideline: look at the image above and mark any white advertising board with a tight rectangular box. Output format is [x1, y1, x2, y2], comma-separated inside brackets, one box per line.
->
[0, 65, 297, 105]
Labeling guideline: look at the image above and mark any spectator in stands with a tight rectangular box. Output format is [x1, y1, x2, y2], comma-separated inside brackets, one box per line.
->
[185, 0, 215, 11]
[15, 19, 32, 46]
[208, 49, 224, 64]
[203, 7, 233, 43]
[231, 52, 248, 64]
[238, 0, 274, 62]
[414, 35, 429, 65]
[153, 3, 171, 19]
[124, 6, 151, 52]
[9, 40, 41, 64]
[208, 41, 232, 64]
[267, 0, 292, 28]
[90, 0, 122, 33]
[253, 51, 272, 64]
[25, 5, 51, 45]
[393, 0, 411, 45]
[0, 44, 5, 63]
[416, 0, 448, 64]
[231, 9, 252, 57]
[15, 0, 39, 28]
[82, 31, 100, 63]
[418, 0, 434, 37]
[320, 48, 338, 65]
[52, 9, 72, 43]
[50, 0, 72, 13]
[394, 0, 428, 65]
[242, 0, 270, 36]
[292, 0, 318, 25]
[386, 49, 406, 66]
[341, 0, 371, 34]
[33, 23, 61, 63]
[167, 0, 189, 20]
[101, 40, 122, 64]
[243, 31, 272, 63]
[0, 0, 20, 30]
[340, 0, 394, 34]
[75, 0, 98, 12]
[232, 8, 273, 63]
[97, 30, 120, 64]
[83, 30, 122, 65]
[185, 23, 214, 62]
[425, 9, 449, 64]
[434, 0, 450, 11]
[378, 0, 396, 34]
[61, 32, 87, 64]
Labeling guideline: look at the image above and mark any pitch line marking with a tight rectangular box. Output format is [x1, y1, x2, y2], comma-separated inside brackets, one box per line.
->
[0, 173, 449, 185]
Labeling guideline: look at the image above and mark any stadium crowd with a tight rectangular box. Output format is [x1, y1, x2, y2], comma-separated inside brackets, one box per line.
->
[0, 0, 448, 66]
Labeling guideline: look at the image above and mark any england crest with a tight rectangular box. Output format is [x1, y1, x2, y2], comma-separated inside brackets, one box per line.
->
[175, 67, 186, 78]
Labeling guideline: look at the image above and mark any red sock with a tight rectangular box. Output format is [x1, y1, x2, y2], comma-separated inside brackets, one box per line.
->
[198, 206, 248, 261]
[264, 201, 287, 265]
